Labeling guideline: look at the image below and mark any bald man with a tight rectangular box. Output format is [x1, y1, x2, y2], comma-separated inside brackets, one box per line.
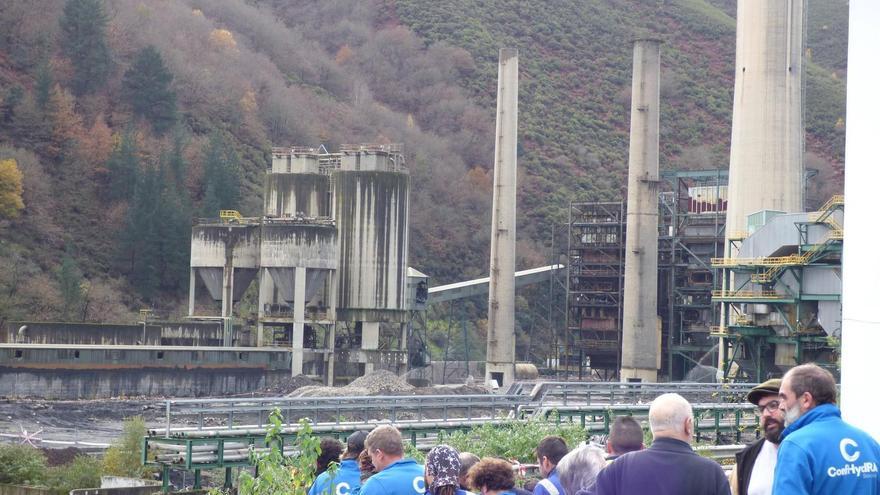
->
[594, 393, 730, 495]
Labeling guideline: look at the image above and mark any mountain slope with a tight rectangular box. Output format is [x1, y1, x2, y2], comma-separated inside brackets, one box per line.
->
[0, 0, 847, 323]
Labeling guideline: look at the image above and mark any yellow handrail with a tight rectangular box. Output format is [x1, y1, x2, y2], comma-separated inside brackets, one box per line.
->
[219, 210, 243, 221]
[712, 290, 784, 299]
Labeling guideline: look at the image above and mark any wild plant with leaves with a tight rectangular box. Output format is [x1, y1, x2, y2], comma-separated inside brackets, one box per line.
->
[210, 408, 327, 494]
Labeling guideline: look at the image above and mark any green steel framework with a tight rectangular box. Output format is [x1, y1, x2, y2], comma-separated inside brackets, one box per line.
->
[712, 197, 843, 381]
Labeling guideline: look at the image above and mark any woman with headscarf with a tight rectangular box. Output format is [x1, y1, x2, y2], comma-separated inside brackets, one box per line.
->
[425, 444, 474, 495]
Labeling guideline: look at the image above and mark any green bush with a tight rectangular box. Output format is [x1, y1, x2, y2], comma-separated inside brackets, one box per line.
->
[102, 416, 153, 478]
[442, 416, 587, 462]
[44, 455, 102, 493]
[0, 444, 48, 485]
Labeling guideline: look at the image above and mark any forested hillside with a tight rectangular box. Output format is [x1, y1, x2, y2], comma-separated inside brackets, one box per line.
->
[0, 0, 847, 324]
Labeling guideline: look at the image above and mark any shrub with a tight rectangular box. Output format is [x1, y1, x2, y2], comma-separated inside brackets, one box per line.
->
[0, 444, 47, 485]
[102, 416, 153, 478]
[44, 455, 102, 493]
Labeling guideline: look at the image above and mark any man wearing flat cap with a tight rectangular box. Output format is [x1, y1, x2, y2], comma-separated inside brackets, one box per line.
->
[728, 378, 784, 495]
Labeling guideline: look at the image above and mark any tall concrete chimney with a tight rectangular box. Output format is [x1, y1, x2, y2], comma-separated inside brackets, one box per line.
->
[725, 0, 804, 243]
[620, 39, 661, 382]
[719, 1, 804, 373]
[485, 48, 518, 388]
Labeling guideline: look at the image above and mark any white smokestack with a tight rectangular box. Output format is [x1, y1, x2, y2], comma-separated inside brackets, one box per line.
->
[486, 48, 518, 388]
[620, 39, 662, 382]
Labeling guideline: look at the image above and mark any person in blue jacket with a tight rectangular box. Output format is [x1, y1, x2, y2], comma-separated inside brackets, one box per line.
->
[424, 444, 474, 495]
[309, 431, 369, 495]
[534, 435, 568, 495]
[358, 425, 426, 495]
[773, 363, 880, 494]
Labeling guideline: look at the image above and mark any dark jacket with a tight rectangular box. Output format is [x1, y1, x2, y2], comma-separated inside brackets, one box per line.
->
[732, 438, 766, 495]
[594, 437, 730, 495]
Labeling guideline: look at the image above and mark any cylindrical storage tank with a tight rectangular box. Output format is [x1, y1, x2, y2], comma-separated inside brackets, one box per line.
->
[190, 224, 260, 301]
[263, 173, 331, 218]
[334, 170, 409, 320]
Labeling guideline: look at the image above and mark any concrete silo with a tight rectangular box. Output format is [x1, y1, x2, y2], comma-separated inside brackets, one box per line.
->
[264, 148, 331, 218]
[188, 222, 260, 344]
[258, 221, 337, 375]
[333, 144, 410, 374]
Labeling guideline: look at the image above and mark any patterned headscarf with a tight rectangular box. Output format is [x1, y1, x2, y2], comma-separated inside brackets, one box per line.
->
[426, 444, 461, 490]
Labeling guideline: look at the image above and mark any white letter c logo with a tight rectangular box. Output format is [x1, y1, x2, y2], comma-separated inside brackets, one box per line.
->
[840, 438, 860, 463]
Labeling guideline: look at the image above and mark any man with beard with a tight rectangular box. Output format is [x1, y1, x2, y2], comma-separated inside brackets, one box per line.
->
[773, 363, 880, 494]
[728, 379, 784, 495]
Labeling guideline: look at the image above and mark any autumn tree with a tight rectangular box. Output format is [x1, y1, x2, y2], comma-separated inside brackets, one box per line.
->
[0, 158, 25, 219]
[122, 46, 178, 134]
[44, 84, 83, 160]
[59, 0, 113, 95]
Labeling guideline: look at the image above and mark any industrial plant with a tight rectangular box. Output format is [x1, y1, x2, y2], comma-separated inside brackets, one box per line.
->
[563, 0, 839, 382]
[0, 0, 842, 397]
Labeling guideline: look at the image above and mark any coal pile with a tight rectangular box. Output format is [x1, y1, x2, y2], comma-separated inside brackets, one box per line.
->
[262, 374, 321, 395]
[293, 370, 415, 397]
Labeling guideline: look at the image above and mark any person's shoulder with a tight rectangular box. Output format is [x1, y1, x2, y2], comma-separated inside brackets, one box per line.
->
[308, 472, 332, 495]
[358, 474, 385, 494]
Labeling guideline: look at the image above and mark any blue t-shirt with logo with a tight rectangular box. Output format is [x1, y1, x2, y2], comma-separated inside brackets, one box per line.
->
[309, 459, 362, 495]
[358, 459, 426, 495]
[773, 403, 880, 495]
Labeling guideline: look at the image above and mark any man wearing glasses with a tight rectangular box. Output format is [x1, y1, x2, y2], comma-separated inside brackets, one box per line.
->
[729, 378, 784, 495]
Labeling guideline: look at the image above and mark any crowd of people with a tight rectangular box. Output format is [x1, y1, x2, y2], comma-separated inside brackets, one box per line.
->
[306, 363, 879, 495]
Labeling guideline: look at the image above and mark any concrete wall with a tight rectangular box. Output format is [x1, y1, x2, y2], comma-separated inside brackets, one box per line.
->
[0, 485, 58, 495]
[0, 346, 291, 398]
[0, 367, 291, 399]
[2, 322, 226, 347]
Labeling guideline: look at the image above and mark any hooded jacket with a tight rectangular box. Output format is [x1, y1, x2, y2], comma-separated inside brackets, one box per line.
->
[773, 403, 880, 494]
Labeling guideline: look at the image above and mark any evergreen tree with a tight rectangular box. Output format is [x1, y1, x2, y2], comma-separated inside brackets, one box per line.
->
[105, 130, 139, 201]
[168, 126, 188, 186]
[34, 61, 53, 110]
[59, 0, 113, 95]
[57, 252, 84, 320]
[200, 132, 240, 217]
[118, 146, 193, 300]
[120, 164, 161, 300]
[122, 46, 177, 134]
[155, 148, 192, 292]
